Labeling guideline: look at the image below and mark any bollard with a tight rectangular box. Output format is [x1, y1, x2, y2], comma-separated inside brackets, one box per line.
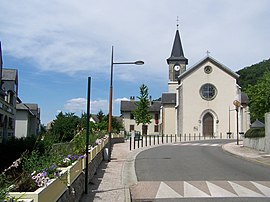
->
[146, 135, 147, 147]
[138, 136, 140, 148]
[154, 135, 156, 145]
[166, 135, 168, 143]
[130, 136, 132, 150]
[133, 137, 136, 150]
[158, 135, 160, 144]
[162, 135, 164, 144]
[149, 135, 151, 146]
[194, 133, 195, 140]
[180, 133, 182, 142]
[141, 135, 143, 147]
[175, 134, 176, 142]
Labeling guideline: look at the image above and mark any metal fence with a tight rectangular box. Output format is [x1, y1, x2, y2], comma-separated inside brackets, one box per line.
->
[129, 132, 235, 150]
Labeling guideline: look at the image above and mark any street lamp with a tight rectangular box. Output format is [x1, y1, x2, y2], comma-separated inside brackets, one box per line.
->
[233, 100, 241, 145]
[108, 46, 144, 161]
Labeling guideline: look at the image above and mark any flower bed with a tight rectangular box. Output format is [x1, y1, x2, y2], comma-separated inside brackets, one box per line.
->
[5, 137, 108, 202]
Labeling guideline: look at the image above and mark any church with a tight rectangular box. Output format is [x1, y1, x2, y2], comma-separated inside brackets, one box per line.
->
[121, 27, 250, 138]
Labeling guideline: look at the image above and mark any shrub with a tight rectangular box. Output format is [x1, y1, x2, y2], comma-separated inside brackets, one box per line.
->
[244, 127, 265, 138]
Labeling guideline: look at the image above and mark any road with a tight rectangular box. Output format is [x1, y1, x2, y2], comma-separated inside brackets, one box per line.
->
[130, 139, 270, 201]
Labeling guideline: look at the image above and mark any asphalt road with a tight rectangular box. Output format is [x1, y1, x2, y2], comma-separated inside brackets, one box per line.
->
[135, 140, 270, 181]
[131, 140, 270, 201]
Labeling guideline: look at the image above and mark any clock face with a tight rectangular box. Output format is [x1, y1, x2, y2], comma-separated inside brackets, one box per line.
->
[174, 65, 180, 71]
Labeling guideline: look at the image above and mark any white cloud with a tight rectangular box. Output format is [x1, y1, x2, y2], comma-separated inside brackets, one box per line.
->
[63, 97, 129, 116]
[0, 0, 269, 80]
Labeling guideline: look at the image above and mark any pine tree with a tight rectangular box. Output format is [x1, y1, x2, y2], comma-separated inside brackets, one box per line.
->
[133, 84, 152, 135]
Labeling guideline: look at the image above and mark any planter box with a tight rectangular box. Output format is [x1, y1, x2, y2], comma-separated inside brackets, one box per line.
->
[66, 158, 84, 186]
[8, 170, 68, 202]
[7, 138, 108, 202]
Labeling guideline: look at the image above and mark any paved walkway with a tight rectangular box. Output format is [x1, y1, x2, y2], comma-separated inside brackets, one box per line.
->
[80, 140, 270, 201]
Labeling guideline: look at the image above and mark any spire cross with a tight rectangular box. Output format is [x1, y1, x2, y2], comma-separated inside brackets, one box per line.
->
[176, 16, 179, 30]
[206, 50, 210, 56]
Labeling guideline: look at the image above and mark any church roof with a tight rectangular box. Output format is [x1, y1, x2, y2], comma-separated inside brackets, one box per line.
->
[167, 30, 188, 65]
[161, 93, 176, 104]
[120, 100, 161, 112]
[178, 56, 239, 80]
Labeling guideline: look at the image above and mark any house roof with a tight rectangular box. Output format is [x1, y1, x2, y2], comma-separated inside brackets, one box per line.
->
[161, 93, 176, 104]
[120, 100, 161, 112]
[16, 103, 39, 117]
[178, 56, 239, 81]
[90, 114, 99, 123]
[2, 68, 18, 81]
[167, 30, 188, 65]
[0, 41, 3, 68]
[251, 119, 265, 128]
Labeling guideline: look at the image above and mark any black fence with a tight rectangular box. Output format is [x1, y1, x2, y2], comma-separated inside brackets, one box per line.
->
[129, 132, 235, 150]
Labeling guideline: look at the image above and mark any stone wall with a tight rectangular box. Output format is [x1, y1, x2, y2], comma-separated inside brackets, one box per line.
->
[57, 146, 105, 202]
[265, 112, 270, 153]
[244, 112, 270, 153]
[243, 137, 265, 151]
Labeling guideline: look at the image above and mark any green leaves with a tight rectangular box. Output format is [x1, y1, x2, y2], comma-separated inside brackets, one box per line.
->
[133, 84, 152, 126]
[246, 72, 270, 122]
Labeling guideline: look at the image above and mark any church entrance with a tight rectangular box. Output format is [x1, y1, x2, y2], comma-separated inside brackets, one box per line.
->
[203, 113, 214, 137]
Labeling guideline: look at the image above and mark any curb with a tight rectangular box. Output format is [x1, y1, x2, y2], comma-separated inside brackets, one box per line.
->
[222, 142, 270, 168]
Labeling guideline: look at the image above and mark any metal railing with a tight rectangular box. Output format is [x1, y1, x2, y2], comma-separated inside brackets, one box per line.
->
[129, 132, 235, 150]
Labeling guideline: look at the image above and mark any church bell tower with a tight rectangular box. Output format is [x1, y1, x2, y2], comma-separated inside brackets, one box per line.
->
[167, 27, 188, 92]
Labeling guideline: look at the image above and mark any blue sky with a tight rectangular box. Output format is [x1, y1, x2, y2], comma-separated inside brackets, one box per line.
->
[0, 0, 269, 125]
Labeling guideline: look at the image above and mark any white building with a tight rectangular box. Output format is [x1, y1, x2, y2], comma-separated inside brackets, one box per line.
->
[15, 103, 40, 138]
[161, 28, 250, 137]
[120, 27, 250, 137]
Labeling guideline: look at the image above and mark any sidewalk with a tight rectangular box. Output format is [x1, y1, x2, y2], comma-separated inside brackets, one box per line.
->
[80, 140, 270, 202]
[80, 140, 132, 202]
[222, 140, 270, 167]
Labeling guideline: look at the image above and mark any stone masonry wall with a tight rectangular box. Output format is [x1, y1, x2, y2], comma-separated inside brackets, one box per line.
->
[244, 112, 270, 153]
[265, 112, 270, 153]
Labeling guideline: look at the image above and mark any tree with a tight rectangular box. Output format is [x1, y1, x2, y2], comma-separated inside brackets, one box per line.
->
[246, 72, 270, 122]
[132, 84, 152, 135]
[96, 110, 105, 122]
[50, 112, 80, 142]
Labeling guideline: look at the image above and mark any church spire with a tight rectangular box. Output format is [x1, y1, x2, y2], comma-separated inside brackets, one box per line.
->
[167, 29, 188, 65]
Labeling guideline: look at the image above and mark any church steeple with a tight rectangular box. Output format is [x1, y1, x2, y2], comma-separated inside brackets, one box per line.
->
[167, 29, 188, 65]
[167, 28, 188, 90]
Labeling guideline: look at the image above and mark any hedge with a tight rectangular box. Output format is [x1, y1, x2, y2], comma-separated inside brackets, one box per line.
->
[244, 127, 265, 138]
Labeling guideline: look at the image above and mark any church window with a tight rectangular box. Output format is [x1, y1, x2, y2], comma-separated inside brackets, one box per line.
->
[204, 66, 212, 74]
[200, 83, 217, 100]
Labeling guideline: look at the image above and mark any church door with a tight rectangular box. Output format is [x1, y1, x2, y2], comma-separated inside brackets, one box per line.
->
[203, 113, 214, 137]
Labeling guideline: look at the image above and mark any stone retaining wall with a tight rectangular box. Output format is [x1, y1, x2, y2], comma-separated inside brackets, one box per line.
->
[243, 137, 265, 151]
[244, 112, 270, 153]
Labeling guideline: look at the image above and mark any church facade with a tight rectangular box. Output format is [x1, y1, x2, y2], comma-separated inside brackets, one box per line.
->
[121, 28, 250, 137]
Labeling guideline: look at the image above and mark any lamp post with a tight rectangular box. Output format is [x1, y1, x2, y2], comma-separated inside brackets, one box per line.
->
[233, 100, 241, 145]
[108, 46, 144, 161]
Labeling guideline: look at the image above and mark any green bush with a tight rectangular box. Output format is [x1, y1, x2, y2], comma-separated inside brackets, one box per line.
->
[244, 127, 265, 138]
